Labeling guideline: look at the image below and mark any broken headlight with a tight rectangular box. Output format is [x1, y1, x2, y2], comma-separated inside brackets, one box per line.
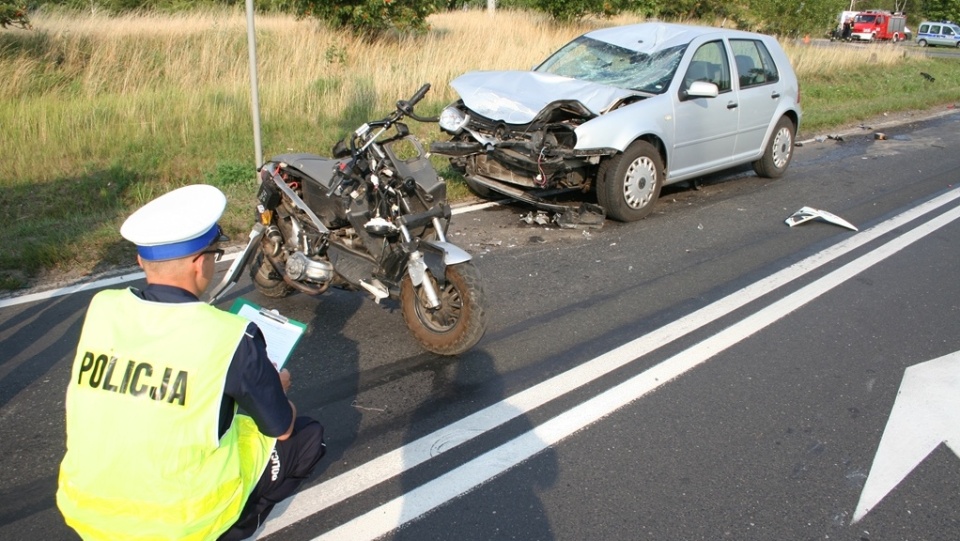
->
[438, 106, 469, 134]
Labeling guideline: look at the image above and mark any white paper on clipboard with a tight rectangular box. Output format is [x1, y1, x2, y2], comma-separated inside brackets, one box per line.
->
[229, 298, 306, 369]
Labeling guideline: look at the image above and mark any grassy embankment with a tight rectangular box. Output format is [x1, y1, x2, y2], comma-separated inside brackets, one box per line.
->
[1, 9, 959, 290]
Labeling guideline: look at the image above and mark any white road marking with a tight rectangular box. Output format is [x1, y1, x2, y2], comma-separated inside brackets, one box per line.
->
[255, 189, 960, 539]
[0, 270, 149, 309]
[852, 350, 960, 523]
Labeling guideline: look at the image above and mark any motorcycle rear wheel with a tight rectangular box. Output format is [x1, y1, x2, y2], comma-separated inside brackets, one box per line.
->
[400, 262, 487, 356]
[251, 250, 294, 298]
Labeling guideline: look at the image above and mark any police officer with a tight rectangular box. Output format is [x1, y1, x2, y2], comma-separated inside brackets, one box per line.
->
[57, 184, 325, 540]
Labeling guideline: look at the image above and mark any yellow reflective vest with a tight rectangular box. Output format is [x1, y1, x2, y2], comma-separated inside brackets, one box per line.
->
[57, 289, 275, 540]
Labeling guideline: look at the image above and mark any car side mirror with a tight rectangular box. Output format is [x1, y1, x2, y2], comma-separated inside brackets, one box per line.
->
[681, 81, 719, 101]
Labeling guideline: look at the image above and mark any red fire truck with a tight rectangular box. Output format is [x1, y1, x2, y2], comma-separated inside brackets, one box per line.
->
[851, 10, 908, 41]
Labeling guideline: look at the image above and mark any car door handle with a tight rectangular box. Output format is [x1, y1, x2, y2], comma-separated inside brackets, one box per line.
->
[727, 101, 738, 109]
[771, 91, 781, 99]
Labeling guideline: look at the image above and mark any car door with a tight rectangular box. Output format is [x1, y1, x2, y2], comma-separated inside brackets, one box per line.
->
[730, 38, 783, 160]
[938, 25, 959, 46]
[670, 39, 738, 179]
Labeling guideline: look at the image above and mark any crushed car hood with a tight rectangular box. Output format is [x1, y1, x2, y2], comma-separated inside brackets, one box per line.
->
[450, 70, 637, 125]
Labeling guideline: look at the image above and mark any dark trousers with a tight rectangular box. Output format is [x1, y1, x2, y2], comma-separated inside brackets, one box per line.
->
[218, 416, 326, 541]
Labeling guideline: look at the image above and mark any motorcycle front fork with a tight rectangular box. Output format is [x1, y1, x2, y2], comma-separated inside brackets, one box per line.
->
[399, 217, 448, 309]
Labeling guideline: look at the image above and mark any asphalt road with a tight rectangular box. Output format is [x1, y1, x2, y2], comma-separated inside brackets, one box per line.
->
[1, 109, 959, 540]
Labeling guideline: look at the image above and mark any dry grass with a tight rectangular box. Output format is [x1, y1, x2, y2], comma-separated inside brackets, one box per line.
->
[2, 9, 924, 124]
[5, 9, 610, 107]
[784, 39, 917, 74]
[0, 8, 957, 288]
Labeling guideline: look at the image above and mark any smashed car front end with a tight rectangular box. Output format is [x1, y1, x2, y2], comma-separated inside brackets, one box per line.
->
[431, 70, 636, 191]
[432, 29, 687, 196]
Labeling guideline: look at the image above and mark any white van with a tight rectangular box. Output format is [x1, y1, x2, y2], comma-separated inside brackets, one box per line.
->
[916, 21, 960, 47]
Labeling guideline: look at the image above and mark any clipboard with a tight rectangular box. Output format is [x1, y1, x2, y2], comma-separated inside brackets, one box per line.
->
[228, 298, 306, 369]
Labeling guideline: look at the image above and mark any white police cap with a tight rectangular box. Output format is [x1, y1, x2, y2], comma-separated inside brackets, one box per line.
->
[120, 184, 228, 261]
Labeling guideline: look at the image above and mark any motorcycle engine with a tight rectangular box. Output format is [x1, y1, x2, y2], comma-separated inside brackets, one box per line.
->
[284, 252, 333, 283]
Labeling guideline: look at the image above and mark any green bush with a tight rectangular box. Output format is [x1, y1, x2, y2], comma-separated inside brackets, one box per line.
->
[297, 0, 438, 36]
[923, 0, 960, 25]
[532, 0, 618, 22]
[0, 2, 30, 27]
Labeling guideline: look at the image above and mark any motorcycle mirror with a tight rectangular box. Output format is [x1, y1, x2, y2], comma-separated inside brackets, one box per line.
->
[332, 139, 350, 158]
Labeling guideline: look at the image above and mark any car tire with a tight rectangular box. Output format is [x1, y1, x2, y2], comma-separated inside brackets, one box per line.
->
[752, 116, 795, 179]
[596, 140, 663, 222]
[918, 39, 928, 47]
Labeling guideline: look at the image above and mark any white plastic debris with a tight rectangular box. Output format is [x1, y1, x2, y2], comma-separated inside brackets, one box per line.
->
[785, 206, 858, 231]
[520, 211, 552, 226]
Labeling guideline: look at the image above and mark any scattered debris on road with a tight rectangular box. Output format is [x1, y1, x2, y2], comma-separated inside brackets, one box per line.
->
[519, 203, 606, 230]
[520, 210, 552, 226]
[785, 206, 858, 231]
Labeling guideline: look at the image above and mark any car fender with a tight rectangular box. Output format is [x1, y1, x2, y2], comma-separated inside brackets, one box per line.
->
[757, 104, 801, 154]
[760, 41, 802, 141]
[573, 96, 674, 155]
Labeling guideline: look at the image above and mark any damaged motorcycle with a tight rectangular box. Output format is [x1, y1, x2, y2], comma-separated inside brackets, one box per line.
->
[209, 84, 487, 356]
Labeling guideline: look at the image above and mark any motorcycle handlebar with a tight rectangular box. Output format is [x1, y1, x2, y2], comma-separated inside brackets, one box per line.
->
[396, 83, 436, 122]
[408, 83, 430, 107]
[348, 85, 438, 154]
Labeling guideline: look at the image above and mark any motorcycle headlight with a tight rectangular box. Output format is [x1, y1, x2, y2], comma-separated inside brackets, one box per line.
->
[438, 106, 469, 134]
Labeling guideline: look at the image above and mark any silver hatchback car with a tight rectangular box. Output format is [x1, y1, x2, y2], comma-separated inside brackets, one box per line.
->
[432, 23, 802, 222]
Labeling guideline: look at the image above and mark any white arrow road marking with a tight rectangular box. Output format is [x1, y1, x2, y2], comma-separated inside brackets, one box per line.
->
[852, 351, 960, 523]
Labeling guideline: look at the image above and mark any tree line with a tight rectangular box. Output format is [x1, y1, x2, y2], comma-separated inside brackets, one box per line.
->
[2, 0, 958, 39]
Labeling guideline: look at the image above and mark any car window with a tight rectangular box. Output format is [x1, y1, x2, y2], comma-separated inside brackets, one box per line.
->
[536, 36, 687, 95]
[756, 42, 780, 83]
[729, 39, 779, 88]
[919, 24, 930, 33]
[682, 41, 731, 93]
[931, 25, 942, 34]
[945, 26, 956, 36]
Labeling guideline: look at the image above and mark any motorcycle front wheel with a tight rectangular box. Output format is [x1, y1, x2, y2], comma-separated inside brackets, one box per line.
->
[400, 262, 487, 356]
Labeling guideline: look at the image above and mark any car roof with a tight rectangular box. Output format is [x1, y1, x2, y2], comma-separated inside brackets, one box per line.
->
[583, 23, 768, 53]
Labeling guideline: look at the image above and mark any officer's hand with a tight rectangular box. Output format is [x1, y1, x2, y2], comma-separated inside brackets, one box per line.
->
[278, 368, 292, 393]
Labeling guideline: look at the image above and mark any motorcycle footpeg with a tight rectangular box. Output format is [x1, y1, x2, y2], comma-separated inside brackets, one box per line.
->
[359, 279, 390, 303]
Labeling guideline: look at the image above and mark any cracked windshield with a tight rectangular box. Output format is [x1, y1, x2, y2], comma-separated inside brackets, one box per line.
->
[536, 36, 687, 94]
